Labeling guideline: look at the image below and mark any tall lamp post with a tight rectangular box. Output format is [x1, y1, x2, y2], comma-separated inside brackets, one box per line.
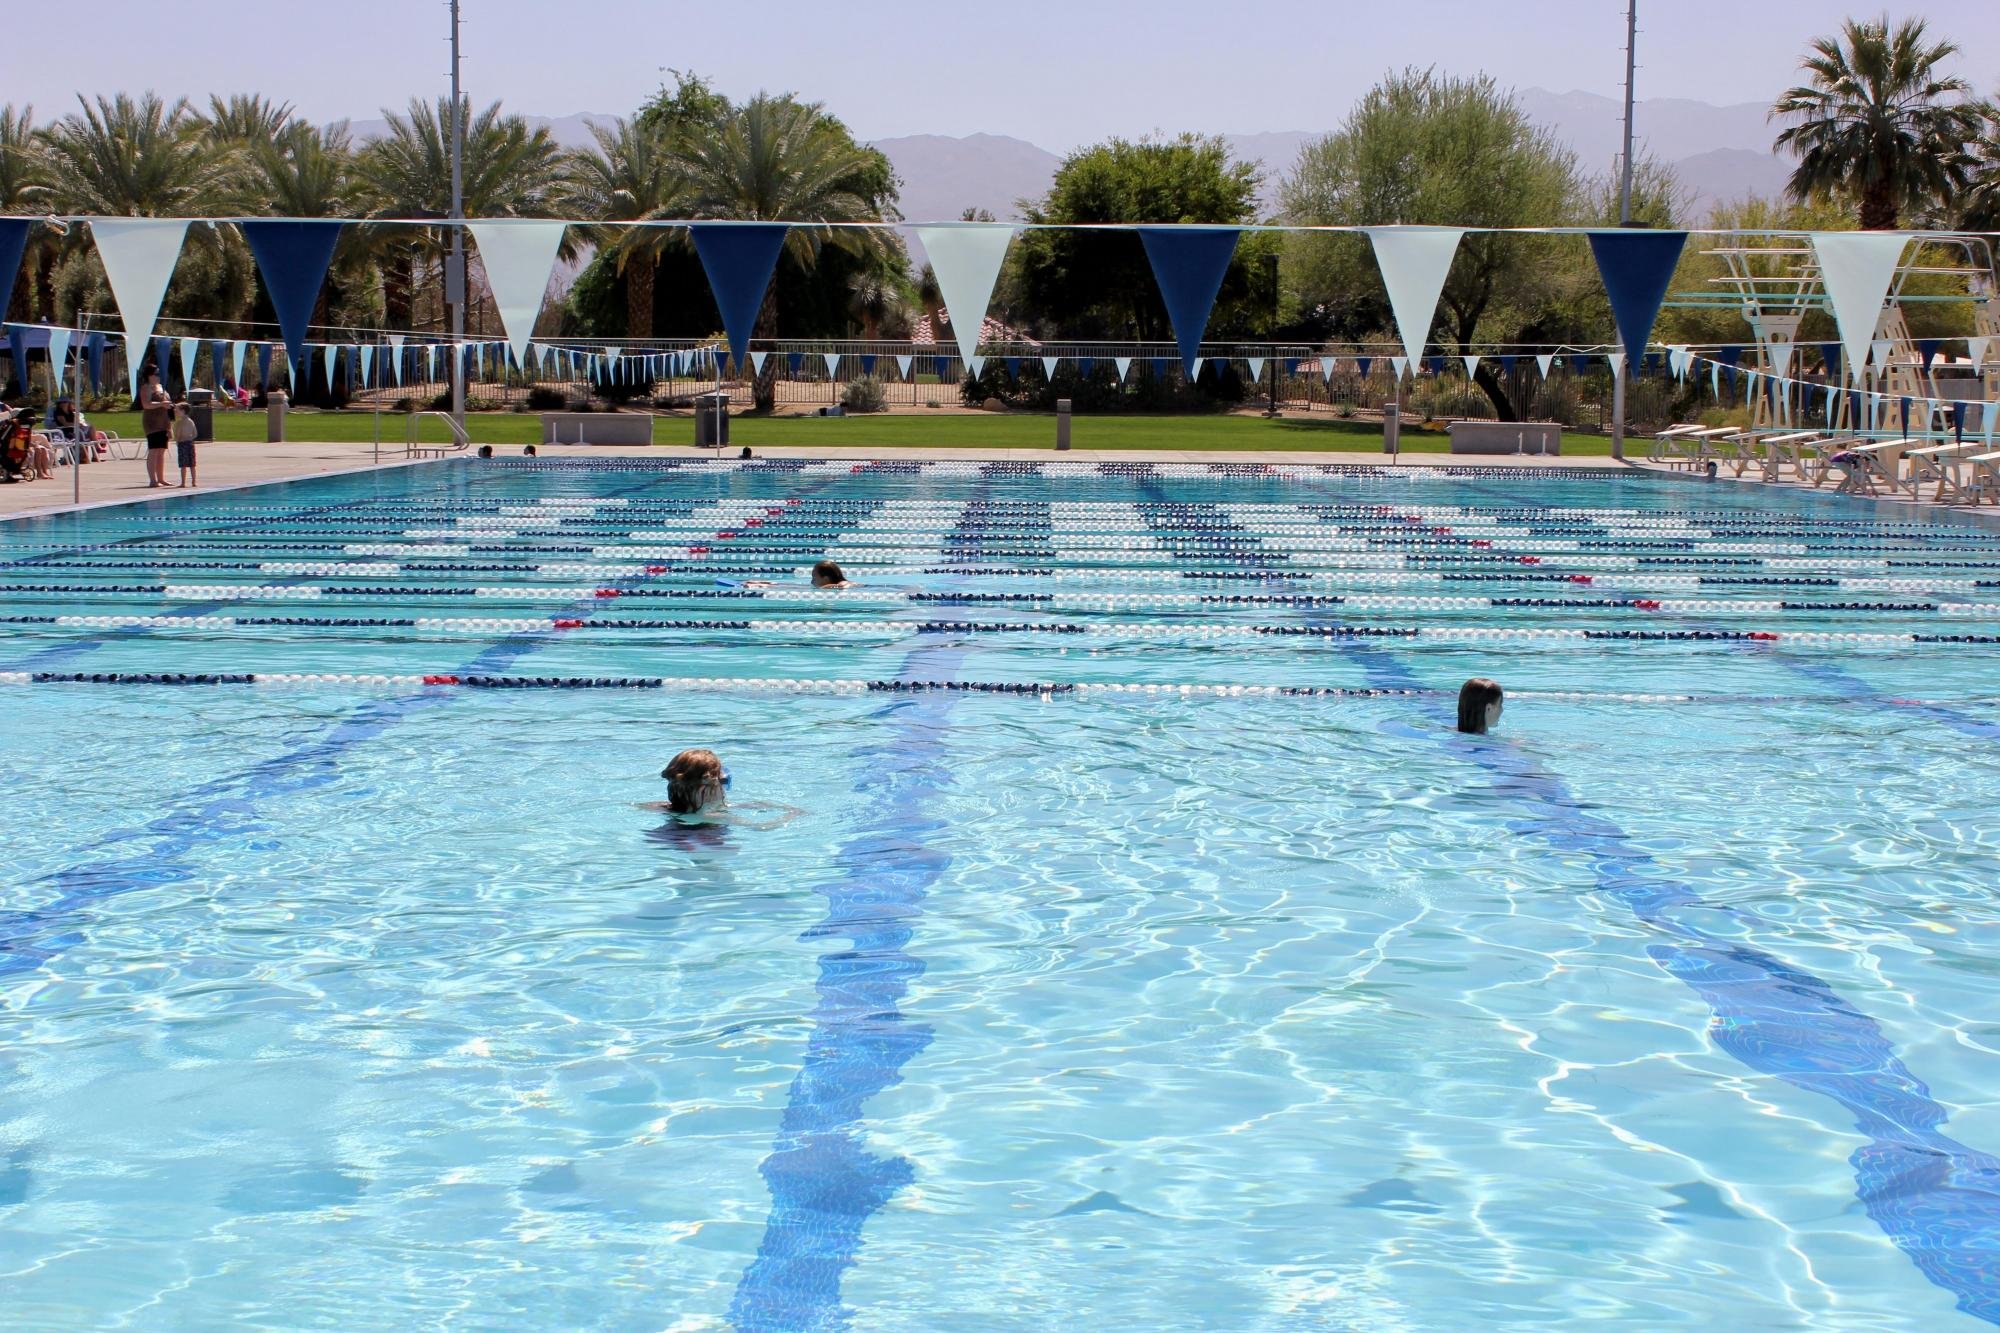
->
[1611, 0, 1638, 462]
[446, 0, 466, 430]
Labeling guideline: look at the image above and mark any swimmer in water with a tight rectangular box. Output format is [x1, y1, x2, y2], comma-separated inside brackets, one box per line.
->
[812, 559, 854, 589]
[637, 748, 802, 828]
[1457, 677, 1504, 735]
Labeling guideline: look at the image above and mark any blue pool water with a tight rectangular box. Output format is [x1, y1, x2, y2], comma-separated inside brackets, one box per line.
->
[4, 457, 2000, 1329]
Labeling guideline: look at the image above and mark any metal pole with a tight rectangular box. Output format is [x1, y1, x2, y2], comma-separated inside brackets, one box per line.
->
[446, 0, 466, 431]
[1610, 0, 1638, 462]
[72, 318, 84, 507]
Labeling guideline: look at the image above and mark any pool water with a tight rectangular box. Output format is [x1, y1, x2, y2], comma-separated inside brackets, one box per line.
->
[4, 458, 2000, 1330]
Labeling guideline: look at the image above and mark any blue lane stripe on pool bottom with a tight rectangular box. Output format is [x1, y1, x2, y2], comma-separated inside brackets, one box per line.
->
[1342, 640, 2000, 1326]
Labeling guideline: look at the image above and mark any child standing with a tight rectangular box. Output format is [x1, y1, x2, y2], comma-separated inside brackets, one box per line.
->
[172, 403, 198, 487]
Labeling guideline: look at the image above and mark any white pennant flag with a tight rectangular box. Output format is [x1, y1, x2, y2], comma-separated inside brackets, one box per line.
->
[467, 220, 568, 368]
[360, 345, 374, 385]
[426, 344, 440, 381]
[1461, 355, 1479, 380]
[322, 345, 338, 391]
[1114, 356, 1133, 383]
[750, 351, 769, 375]
[1389, 356, 1408, 381]
[1536, 353, 1556, 379]
[1870, 338, 1895, 370]
[913, 223, 1015, 367]
[1968, 336, 1989, 371]
[90, 218, 190, 396]
[1811, 232, 1908, 383]
[1711, 361, 1722, 397]
[1192, 357, 1206, 380]
[179, 336, 200, 386]
[895, 354, 914, 379]
[1245, 357, 1265, 382]
[824, 352, 842, 378]
[231, 339, 248, 388]
[1365, 226, 1464, 370]
[1041, 356, 1060, 379]
[46, 327, 72, 392]
[1768, 339, 1795, 378]
[1320, 356, 1339, 383]
[1606, 352, 1625, 375]
[386, 333, 404, 385]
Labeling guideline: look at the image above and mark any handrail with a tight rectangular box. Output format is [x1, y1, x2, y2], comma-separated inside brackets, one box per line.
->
[405, 412, 471, 458]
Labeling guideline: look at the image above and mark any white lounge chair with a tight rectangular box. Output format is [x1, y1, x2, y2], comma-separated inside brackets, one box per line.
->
[1832, 439, 1919, 496]
[1905, 442, 1986, 503]
[1649, 423, 1709, 464]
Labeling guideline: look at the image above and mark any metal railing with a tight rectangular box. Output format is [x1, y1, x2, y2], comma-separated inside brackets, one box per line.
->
[404, 411, 471, 459]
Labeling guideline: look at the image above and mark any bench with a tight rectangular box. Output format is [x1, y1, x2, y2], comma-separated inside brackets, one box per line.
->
[1447, 420, 1561, 455]
[540, 413, 654, 446]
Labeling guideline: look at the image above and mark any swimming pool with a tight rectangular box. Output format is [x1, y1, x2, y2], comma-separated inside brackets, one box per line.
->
[4, 457, 2000, 1329]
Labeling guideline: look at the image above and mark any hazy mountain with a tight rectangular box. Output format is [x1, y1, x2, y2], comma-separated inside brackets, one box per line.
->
[870, 133, 1063, 223]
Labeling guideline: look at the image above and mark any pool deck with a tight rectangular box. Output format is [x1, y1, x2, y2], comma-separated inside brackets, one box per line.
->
[3, 440, 1995, 523]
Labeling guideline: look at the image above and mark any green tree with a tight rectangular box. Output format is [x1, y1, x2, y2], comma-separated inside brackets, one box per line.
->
[356, 96, 564, 333]
[1012, 133, 1269, 343]
[673, 92, 902, 408]
[42, 93, 239, 216]
[1279, 70, 1585, 420]
[562, 117, 685, 338]
[0, 105, 51, 322]
[1771, 16, 1986, 230]
[198, 94, 299, 149]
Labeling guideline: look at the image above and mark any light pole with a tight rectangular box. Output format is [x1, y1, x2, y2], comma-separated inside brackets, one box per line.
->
[1610, 0, 1638, 463]
[446, 0, 466, 429]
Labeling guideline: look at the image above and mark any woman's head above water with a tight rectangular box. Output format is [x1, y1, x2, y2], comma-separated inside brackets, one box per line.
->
[1457, 678, 1504, 735]
[662, 747, 729, 813]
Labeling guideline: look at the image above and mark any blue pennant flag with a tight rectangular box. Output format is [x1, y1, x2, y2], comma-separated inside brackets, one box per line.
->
[1918, 339, 1940, 371]
[152, 335, 173, 387]
[1717, 345, 1744, 368]
[1077, 357, 1096, 378]
[0, 220, 31, 319]
[1150, 357, 1169, 378]
[86, 331, 106, 391]
[934, 354, 954, 379]
[689, 222, 787, 369]
[1899, 396, 1911, 434]
[1818, 343, 1842, 376]
[209, 340, 228, 387]
[1585, 230, 1687, 358]
[786, 352, 804, 376]
[1282, 358, 1300, 377]
[1355, 357, 1373, 379]
[3, 326, 25, 394]
[239, 221, 342, 376]
[1424, 356, 1444, 376]
[1137, 226, 1240, 374]
[257, 342, 273, 388]
[1499, 355, 1518, 376]
[1005, 356, 1022, 379]
[860, 354, 877, 376]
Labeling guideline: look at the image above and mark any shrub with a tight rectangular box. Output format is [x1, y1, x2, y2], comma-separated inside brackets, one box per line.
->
[841, 375, 888, 413]
[525, 386, 567, 410]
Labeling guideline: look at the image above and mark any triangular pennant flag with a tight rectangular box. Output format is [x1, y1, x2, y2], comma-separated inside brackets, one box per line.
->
[319, 345, 336, 392]
[1499, 355, 1518, 376]
[87, 332, 105, 391]
[786, 351, 803, 376]
[1246, 356, 1265, 382]
[1192, 357, 1207, 380]
[1365, 226, 1465, 370]
[179, 337, 200, 387]
[1137, 226, 1241, 373]
[1606, 352, 1625, 375]
[1425, 355, 1445, 377]
[238, 220, 341, 380]
[1041, 356, 1060, 379]
[1354, 357, 1372, 379]
[1319, 356, 1339, 383]
[360, 344, 374, 386]
[1536, 354, 1556, 379]
[1585, 229, 1688, 359]
[934, 354, 955, 379]
[426, 343, 440, 382]
[387, 333, 404, 385]
[1078, 357, 1096, 378]
[1768, 339, 1794, 379]
[1918, 338, 1940, 371]
[256, 341, 272, 389]
[1810, 231, 1909, 383]
[1870, 339, 1894, 370]
[1710, 361, 1722, 397]
[750, 350, 769, 375]
[1967, 336, 1988, 371]
[1004, 356, 1022, 379]
[1817, 342, 1841, 377]
[913, 223, 1015, 367]
[91, 219, 191, 394]
[860, 354, 877, 376]
[1283, 358, 1300, 377]
[1150, 357, 1169, 378]
[1390, 356, 1410, 381]
[209, 340, 227, 389]
[1114, 356, 1133, 383]
[1460, 355, 1479, 380]
[690, 222, 787, 370]
[895, 354, 914, 379]
[0, 220, 31, 318]
[46, 327, 73, 393]
[92, 219, 190, 396]
[823, 352, 842, 378]
[467, 220, 567, 368]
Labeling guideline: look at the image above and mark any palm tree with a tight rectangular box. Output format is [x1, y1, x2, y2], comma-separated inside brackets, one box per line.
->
[200, 94, 298, 148]
[674, 93, 898, 407]
[1771, 16, 1986, 229]
[255, 121, 355, 218]
[0, 105, 50, 321]
[355, 96, 564, 332]
[41, 93, 240, 216]
[562, 117, 686, 338]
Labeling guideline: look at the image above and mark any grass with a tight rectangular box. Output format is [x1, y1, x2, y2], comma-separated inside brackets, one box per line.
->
[86, 409, 1615, 455]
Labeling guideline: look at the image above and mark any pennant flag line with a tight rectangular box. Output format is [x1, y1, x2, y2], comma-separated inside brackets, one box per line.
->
[1366, 226, 1464, 370]
[239, 220, 343, 379]
[91, 218, 191, 395]
[468, 221, 568, 368]
[913, 223, 1015, 368]
[690, 223, 788, 370]
[1811, 231, 1909, 383]
[1586, 229, 1688, 359]
[1137, 226, 1241, 373]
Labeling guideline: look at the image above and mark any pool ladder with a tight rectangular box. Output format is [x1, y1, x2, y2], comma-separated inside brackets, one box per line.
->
[404, 412, 472, 459]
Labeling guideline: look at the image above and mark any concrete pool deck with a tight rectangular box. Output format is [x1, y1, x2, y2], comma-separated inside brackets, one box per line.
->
[4, 439, 1996, 524]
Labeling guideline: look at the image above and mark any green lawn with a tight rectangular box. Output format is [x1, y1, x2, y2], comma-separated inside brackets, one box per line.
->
[89, 409, 1615, 455]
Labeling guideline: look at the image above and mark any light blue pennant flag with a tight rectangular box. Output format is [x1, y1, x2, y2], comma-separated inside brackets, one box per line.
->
[896, 354, 915, 380]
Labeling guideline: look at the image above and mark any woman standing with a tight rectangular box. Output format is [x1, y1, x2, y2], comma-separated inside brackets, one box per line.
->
[138, 371, 171, 487]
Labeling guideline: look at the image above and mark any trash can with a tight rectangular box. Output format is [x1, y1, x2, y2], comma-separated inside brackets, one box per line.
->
[695, 393, 729, 448]
[266, 390, 287, 443]
[187, 388, 215, 442]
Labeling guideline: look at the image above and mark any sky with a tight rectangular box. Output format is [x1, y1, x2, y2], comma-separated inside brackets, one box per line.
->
[7, 0, 1997, 149]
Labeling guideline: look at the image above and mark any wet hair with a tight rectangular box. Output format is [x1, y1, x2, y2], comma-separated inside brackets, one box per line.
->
[1457, 678, 1504, 735]
[476, 444, 494, 458]
[523, 444, 537, 456]
[811, 559, 846, 587]
[661, 747, 724, 813]
[739, 446, 753, 459]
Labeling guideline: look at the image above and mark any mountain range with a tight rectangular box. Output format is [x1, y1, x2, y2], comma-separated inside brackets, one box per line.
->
[348, 89, 1794, 228]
